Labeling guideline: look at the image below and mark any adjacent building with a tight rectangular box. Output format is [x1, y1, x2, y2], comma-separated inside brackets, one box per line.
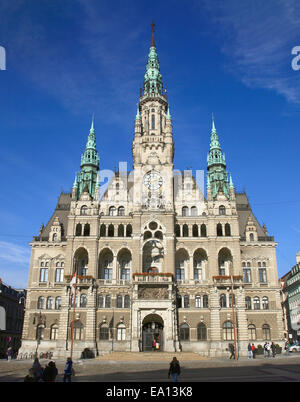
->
[19, 26, 284, 359]
[0, 279, 26, 358]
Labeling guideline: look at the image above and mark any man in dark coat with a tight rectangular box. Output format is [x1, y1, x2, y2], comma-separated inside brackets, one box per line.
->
[168, 357, 181, 382]
[42, 361, 58, 382]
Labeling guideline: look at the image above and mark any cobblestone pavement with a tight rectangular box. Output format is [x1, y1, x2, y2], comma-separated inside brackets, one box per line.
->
[0, 352, 300, 382]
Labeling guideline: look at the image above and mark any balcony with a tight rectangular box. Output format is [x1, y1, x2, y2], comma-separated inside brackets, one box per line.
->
[212, 275, 243, 286]
[132, 273, 173, 284]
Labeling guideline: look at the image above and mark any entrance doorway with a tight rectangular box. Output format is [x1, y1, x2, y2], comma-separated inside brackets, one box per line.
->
[142, 314, 164, 352]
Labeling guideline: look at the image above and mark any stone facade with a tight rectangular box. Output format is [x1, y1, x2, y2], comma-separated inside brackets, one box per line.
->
[19, 28, 284, 359]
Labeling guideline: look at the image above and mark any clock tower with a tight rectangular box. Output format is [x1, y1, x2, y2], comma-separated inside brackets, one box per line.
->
[132, 22, 174, 212]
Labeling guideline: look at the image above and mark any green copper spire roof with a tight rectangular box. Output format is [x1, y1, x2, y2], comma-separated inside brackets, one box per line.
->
[206, 116, 231, 199]
[143, 21, 164, 96]
[72, 117, 100, 200]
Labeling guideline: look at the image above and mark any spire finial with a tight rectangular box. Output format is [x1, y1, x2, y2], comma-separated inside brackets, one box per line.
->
[90, 114, 95, 133]
[151, 20, 155, 47]
[212, 113, 216, 132]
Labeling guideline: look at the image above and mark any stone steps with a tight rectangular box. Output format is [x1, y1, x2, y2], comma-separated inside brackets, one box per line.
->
[96, 352, 210, 361]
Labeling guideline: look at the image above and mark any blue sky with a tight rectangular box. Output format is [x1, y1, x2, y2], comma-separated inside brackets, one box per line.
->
[0, 0, 299, 288]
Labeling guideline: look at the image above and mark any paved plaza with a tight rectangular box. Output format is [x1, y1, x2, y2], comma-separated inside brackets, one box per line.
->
[0, 352, 300, 382]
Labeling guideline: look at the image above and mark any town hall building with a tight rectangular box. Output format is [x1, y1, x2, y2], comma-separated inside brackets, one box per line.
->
[19, 26, 284, 359]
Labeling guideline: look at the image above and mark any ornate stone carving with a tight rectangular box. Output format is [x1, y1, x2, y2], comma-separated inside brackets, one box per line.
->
[138, 286, 168, 300]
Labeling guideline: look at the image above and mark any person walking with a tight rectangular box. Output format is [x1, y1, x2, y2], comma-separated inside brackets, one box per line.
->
[266, 342, 271, 358]
[152, 338, 156, 352]
[247, 343, 252, 359]
[63, 357, 73, 382]
[251, 343, 256, 359]
[42, 361, 58, 382]
[271, 342, 276, 358]
[168, 357, 181, 382]
[263, 342, 268, 358]
[32, 357, 43, 381]
[229, 343, 235, 359]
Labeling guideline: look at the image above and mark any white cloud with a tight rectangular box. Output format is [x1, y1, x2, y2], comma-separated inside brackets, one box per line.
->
[203, 0, 300, 104]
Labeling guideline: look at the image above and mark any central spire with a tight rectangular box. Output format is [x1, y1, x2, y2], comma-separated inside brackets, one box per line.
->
[143, 21, 164, 96]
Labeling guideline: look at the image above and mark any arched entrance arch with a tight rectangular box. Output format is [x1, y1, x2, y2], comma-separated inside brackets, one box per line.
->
[142, 314, 164, 352]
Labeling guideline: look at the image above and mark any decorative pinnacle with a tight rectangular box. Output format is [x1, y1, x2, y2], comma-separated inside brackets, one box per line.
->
[151, 20, 155, 47]
[166, 106, 171, 120]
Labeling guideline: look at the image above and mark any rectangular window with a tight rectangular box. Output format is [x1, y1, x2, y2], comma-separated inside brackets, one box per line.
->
[40, 268, 48, 282]
[258, 268, 267, 283]
[243, 269, 251, 283]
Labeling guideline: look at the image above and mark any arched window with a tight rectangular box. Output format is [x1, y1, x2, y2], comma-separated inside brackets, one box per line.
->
[248, 324, 256, 340]
[120, 257, 131, 281]
[124, 295, 130, 308]
[80, 205, 88, 215]
[151, 114, 155, 130]
[55, 297, 61, 310]
[262, 296, 269, 310]
[249, 233, 254, 241]
[192, 224, 199, 237]
[116, 295, 123, 308]
[117, 323, 126, 341]
[100, 224, 106, 237]
[200, 224, 207, 237]
[225, 223, 231, 236]
[245, 296, 252, 310]
[223, 321, 234, 340]
[182, 224, 189, 237]
[99, 324, 109, 340]
[191, 206, 197, 216]
[83, 223, 90, 236]
[73, 321, 83, 340]
[175, 224, 180, 237]
[184, 295, 190, 308]
[197, 323, 207, 340]
[118, 224, 124, 237]
[180, 323, 190, 341]
[109, 206, 116, 216]
[253, 296, 260, 310]
[220, 294, 227, 308]
[46, 297, 53, 310]
[217, 223, 223, 236]
[37, 296, 44, 310]
[108, 224, 114, 237]
[182, 206, 189, 217]
[76, 223, 82, 236]
[262, 324, 271, 340]
[118, 206, 125, 216]
[126, 225, 132, 237]
[52, 233, 57, 242]
[80, 294, 87, 308]
[50, 324, 59, 340]
[219, 205, 226, 215]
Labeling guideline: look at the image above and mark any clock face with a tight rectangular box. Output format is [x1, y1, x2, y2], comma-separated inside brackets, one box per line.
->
[144, 171, 163, 191]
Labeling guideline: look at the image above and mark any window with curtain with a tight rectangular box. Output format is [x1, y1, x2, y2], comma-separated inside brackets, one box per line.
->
[117, 324, 126, 341]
